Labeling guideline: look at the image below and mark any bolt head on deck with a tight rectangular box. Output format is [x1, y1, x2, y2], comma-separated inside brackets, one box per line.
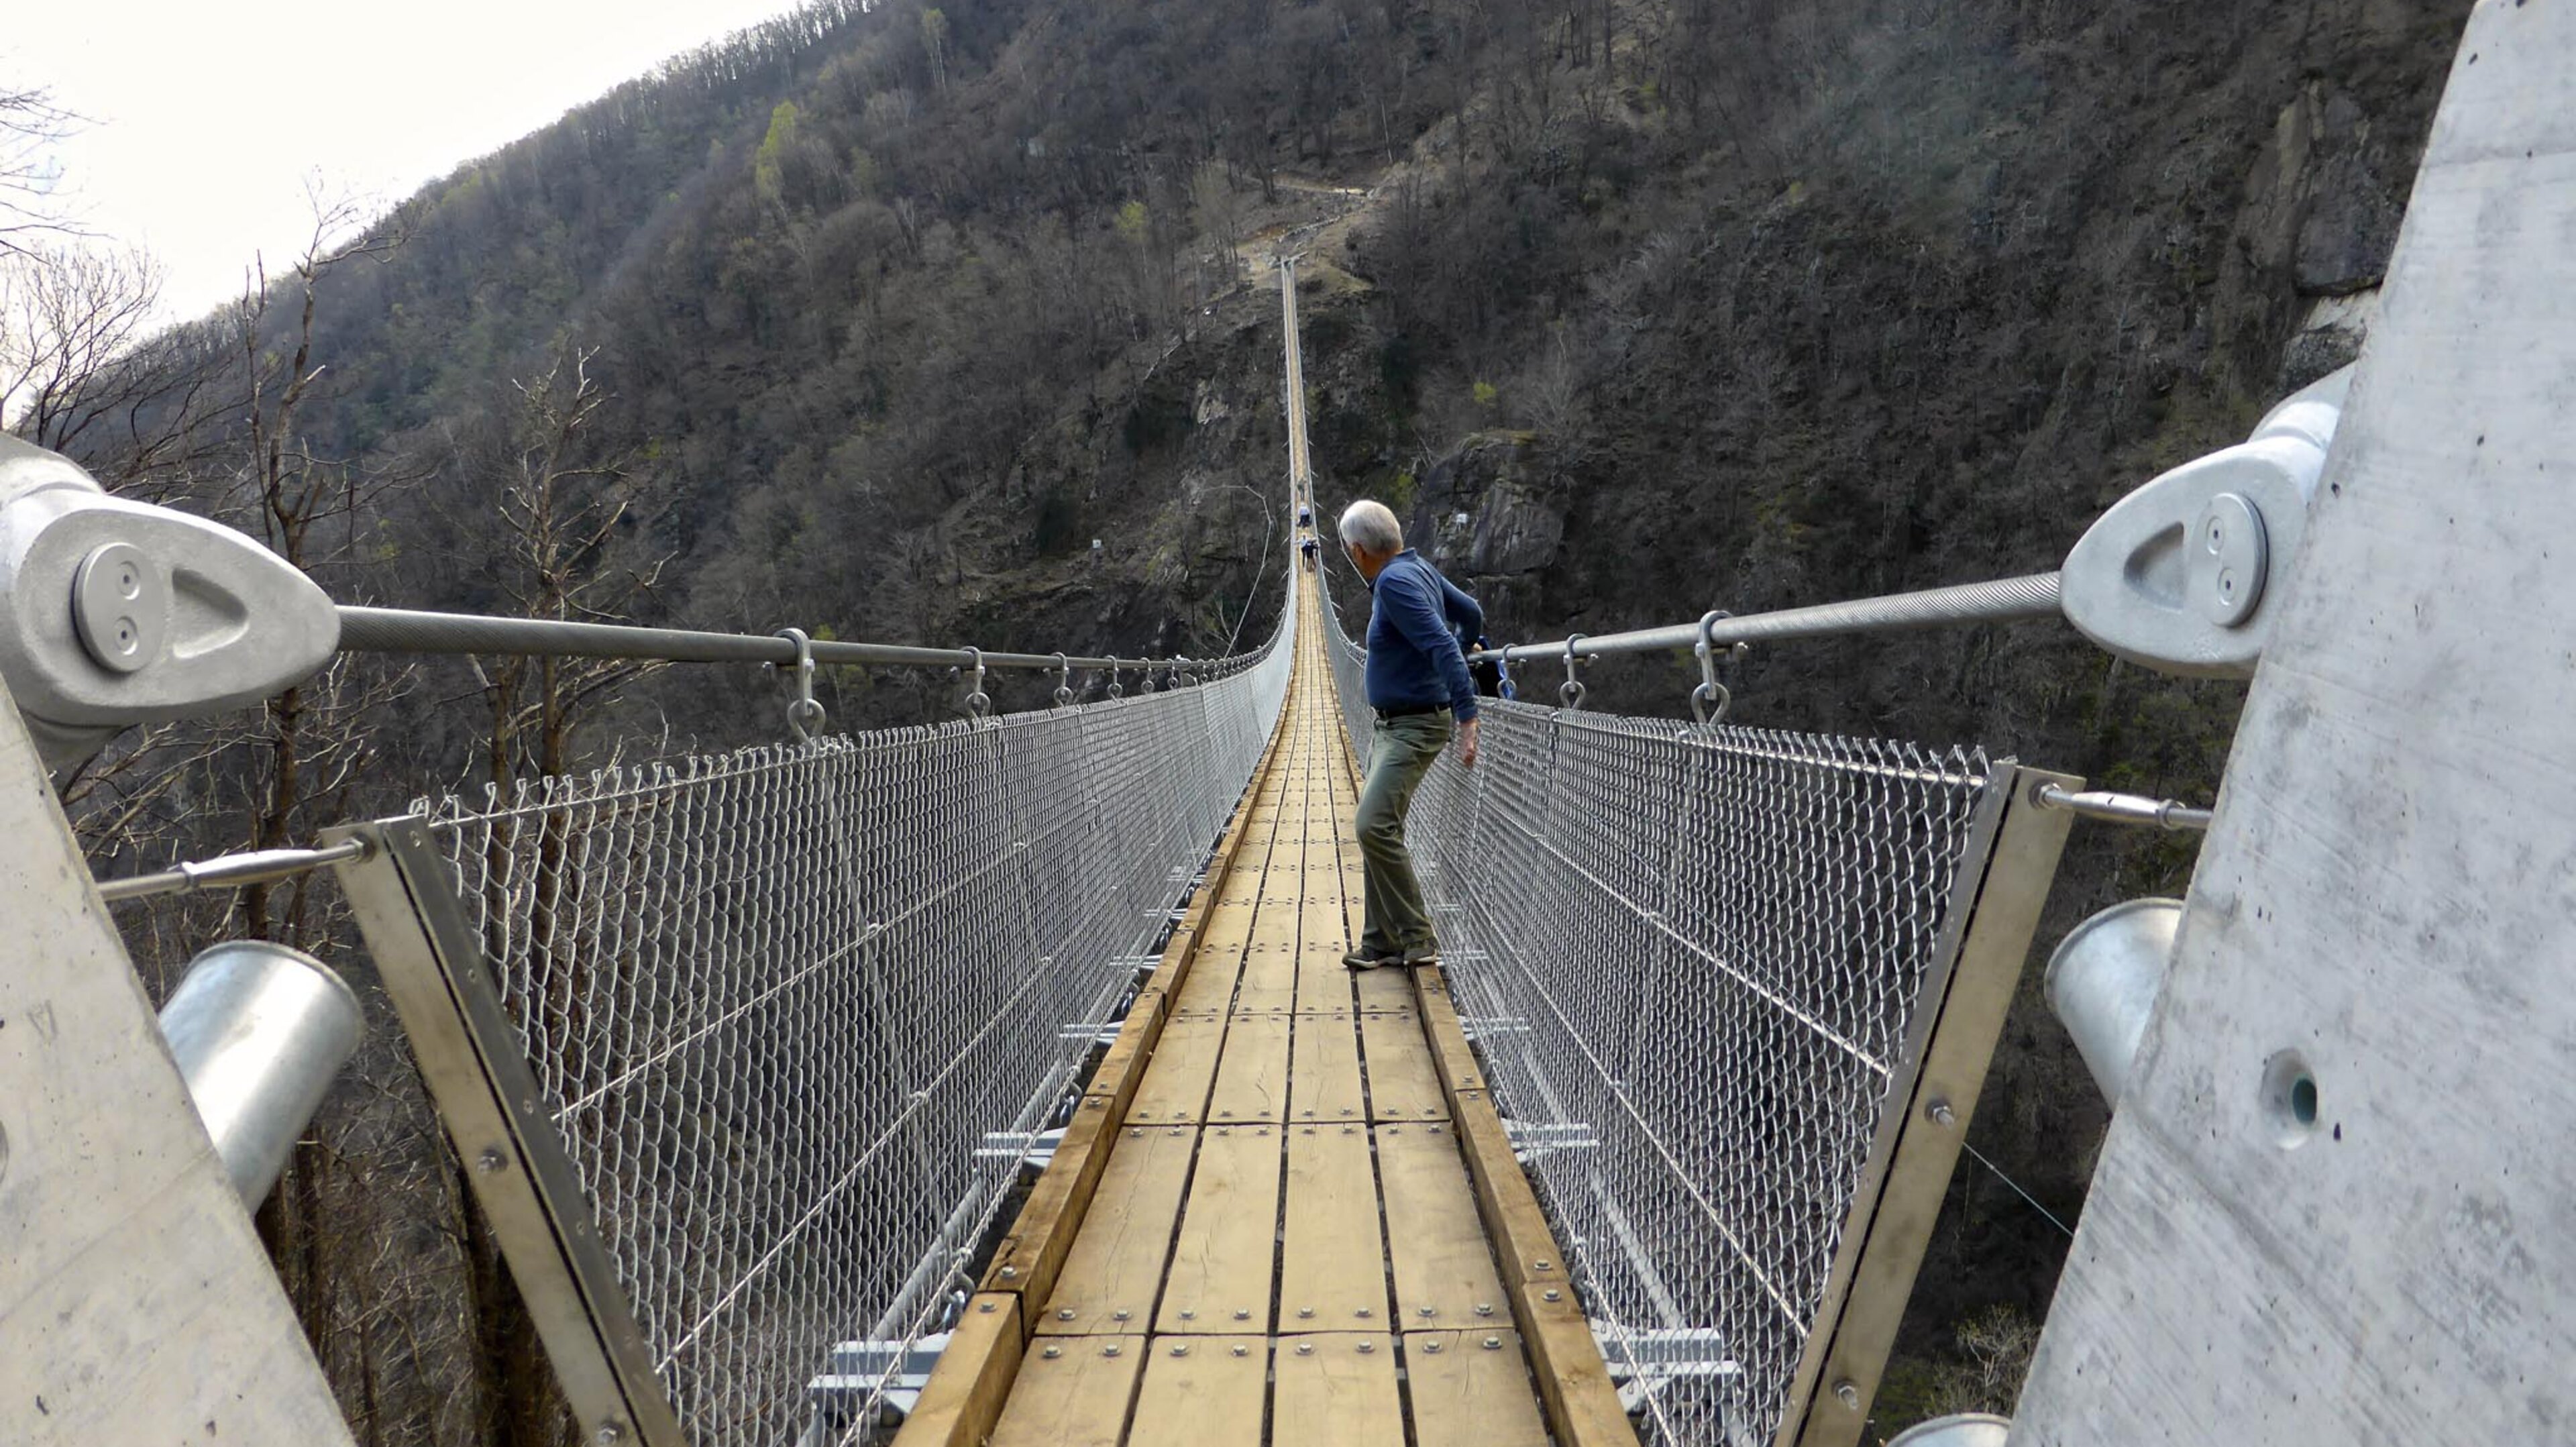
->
[1483, 1336, 1503, 1350]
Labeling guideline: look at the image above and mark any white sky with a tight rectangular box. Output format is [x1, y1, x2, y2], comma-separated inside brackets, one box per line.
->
[5, 0, 818, 325]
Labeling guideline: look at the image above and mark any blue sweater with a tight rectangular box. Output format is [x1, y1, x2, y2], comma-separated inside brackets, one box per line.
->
[1365, 550, 1483, 721]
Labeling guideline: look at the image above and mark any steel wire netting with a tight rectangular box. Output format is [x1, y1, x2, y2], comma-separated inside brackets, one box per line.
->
[409, 577, 1294, 1446]
[1322, 588, 1998, 1446]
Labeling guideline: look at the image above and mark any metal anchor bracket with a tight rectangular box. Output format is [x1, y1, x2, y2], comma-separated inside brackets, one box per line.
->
[0, 435, 342, 771]
[2059, 364, 2351, 678]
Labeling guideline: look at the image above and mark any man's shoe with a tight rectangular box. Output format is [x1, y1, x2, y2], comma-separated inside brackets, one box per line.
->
[1342, 949, 1393, 971]
[1399, 945, 1442, 967]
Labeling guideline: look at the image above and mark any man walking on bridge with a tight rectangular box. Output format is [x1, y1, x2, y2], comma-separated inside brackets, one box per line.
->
[1338, 499, 1482, 970]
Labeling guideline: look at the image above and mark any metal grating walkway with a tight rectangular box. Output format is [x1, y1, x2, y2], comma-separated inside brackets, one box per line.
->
[897, 582, 1630, 1447]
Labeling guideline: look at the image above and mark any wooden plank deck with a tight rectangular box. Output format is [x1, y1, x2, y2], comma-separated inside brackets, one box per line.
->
[898, 584, 1631, 1447]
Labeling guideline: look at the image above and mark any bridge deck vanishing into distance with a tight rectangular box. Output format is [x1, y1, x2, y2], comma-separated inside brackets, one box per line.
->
[894, 581, 1632, 1447]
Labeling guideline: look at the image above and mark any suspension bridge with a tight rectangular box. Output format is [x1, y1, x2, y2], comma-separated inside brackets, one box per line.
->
[7, 8, 2576, 1444]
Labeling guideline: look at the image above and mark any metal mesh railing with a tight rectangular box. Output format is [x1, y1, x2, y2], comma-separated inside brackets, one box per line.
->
[1323, 587, 2000, 1446]
[407, 573, 1294, 1446]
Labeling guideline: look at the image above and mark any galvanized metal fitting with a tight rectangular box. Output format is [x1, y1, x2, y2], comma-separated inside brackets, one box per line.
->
[773, 627, 824, 742]
[1690, 610, 1746, 726]
[1559, 634, 1590, 710]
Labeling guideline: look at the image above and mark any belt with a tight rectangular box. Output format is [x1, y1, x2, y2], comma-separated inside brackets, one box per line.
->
[1373, 703, 1444, 721]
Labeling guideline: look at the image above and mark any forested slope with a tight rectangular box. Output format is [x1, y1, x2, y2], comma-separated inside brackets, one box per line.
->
[25, 0, 2471, 1436]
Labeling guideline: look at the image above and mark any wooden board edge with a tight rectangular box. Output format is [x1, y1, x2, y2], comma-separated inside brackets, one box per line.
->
[1514, 1281, 1642, 1447]
[892, 1293, 1026, 1447]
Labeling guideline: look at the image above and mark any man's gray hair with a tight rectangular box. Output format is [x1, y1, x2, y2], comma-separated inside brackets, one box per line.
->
[1338, 499, 1403, 554]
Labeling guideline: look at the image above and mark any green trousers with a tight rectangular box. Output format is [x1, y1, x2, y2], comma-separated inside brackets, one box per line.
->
[1354, 711, 1452, 958]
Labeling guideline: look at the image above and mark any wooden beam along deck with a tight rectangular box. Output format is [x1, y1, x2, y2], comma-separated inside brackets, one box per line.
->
[897, 584, 1635, 1447]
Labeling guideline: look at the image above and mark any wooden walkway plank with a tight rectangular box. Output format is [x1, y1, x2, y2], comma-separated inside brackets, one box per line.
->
[1127, 1338, 1267, 1447]
[1207, 1013, 1292, 1124]
[1233, 906, 1301, 1014]
[1407, 1330, 1551, 1447]
[1270, 1334, 1404, 1447]
[1036, 1127, 1197, 1335]
[987, 1335, 1145, 1447]
[1360, 1009, 1450, 1121]
[1288, 1011, 1367, 1127]
[1376, 1122, 1511, 1330]
[1126, 1016, 1228, 1126]
[1153, 1125, 1283, 1335]
[1279, 1124, 1391, 1330]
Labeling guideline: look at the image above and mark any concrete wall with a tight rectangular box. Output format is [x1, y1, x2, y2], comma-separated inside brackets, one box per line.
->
[0, 686, 352, 1446]
[2012, 1, 2576, 1440]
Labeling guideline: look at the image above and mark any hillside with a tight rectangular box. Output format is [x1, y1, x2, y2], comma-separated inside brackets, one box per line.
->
[30, 0, 2472, 1437]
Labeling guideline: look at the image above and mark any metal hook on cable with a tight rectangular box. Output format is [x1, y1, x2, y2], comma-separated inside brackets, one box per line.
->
[1051, 652, 1074, 708]
[1690, 610, 1748, 727]
[962, 647, 991, 722]
[1106, 659, 1125, 700]
[1559, 634, 1590, 710]
[773, 627, 824, 743]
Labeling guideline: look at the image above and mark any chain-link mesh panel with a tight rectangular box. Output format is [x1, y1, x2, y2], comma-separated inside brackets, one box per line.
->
[1323, 588, 1998, 1446]
[403, 578, 1293, 1446]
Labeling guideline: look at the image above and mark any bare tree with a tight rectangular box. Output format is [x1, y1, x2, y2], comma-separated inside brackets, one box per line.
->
[0, 86, 80, 258]
[452, 341, 668, 792]
[0, 243, 235, 490]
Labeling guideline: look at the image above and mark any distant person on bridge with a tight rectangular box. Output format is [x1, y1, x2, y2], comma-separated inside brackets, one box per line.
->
[1338, 499, 1481, 970]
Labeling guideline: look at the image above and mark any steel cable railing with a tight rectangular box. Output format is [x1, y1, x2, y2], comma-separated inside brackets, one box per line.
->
[393, 568, 1296, 1446]
[1322, 584, 2002, 1446]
